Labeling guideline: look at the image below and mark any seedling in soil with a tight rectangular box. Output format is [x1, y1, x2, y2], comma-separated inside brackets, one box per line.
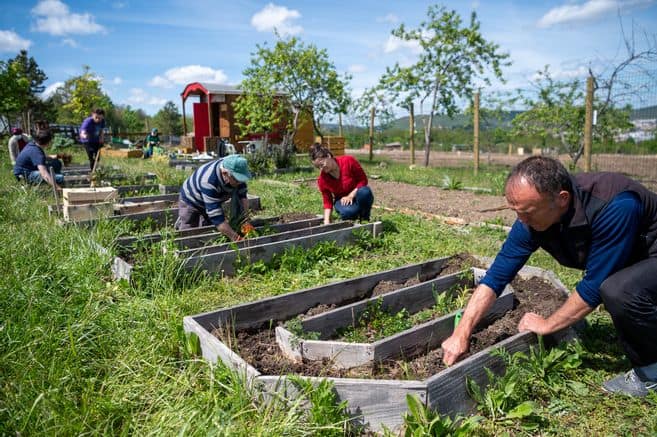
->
[336, 285, 472, 343]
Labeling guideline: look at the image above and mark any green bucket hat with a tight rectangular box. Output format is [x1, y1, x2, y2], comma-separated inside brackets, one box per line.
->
[221, 154, 252, 182]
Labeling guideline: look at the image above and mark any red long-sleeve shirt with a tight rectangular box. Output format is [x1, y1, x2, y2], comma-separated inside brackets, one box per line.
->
[317, 155, 368, 209]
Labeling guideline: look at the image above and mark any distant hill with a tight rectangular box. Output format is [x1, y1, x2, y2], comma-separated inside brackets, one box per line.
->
[321, 105, 654, 133]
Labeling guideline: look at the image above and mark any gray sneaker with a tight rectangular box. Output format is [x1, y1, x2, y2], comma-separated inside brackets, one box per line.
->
[603, 369, 657, 397]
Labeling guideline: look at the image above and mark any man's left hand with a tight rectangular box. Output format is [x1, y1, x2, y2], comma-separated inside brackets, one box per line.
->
[518, 312, 551, 335]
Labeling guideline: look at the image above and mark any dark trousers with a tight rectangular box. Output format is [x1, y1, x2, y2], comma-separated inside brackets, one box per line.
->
[599, 257, 657, 366]
[175, 196, 211, 230]
[333, 186, 374, 221]
[84, 143, 101, 170]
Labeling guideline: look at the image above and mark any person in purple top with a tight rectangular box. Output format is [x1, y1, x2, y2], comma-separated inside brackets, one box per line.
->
[441, 156, 657, 397]
[79, 108, 106, 169]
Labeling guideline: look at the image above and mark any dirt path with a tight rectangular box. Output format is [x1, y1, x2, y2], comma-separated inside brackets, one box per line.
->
[369, 179, 517, 226]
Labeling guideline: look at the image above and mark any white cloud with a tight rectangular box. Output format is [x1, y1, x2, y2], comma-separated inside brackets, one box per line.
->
[149, 65, 228, 88]
[31, 0, 106, 36]
[251, 3, 302, 36]
[376, 13, 399, 24]
[537, 0, 620, 28]
[126, 88, 167, 106]
[348, 64, 367, 74]
[112, 2, 127, 8]
[62, 38, 77, 47]
[112, 76, 123, 85]
[41, 81, 64, 99]
[383, 34, 422, 54]
[0, 30, 32, 52]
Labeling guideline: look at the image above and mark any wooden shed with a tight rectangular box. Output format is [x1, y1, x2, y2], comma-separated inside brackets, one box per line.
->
[180, 82, 314, 153]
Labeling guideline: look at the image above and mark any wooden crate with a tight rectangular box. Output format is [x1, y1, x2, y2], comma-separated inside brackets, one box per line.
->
[62, 187, 118, 205]
[100, 148, 143, 158]
[63, 202, 115, 222]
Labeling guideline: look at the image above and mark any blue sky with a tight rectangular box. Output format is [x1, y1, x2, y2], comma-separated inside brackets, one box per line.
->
[1, 0, 656, 116]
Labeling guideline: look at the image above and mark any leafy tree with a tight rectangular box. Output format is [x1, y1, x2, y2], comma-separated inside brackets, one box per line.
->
[512, 66, 632, 165]
[234, 72, 290, 148]
[152, 101, 183, 136]
[52, 65, 113, 125]
[238, 35, 351, 148]
[381, 6, 510, 166]
[0, 50, 48, 133]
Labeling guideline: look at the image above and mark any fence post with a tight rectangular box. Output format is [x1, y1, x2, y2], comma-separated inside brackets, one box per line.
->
[369, 106, 375, 162]
[584, 76, 594, 172]
[473, 91, 480, 176]
[409, 102, 415, 165]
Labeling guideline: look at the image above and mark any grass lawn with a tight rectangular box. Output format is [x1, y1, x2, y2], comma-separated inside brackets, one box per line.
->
[1, 147, 655, 435]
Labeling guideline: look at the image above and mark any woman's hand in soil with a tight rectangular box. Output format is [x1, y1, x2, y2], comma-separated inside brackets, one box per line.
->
[441, 334, 469, 366]
[518, 312, 550, 335]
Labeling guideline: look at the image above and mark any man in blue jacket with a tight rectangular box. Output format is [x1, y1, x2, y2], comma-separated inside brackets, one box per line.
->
[442, 156, 657, 397]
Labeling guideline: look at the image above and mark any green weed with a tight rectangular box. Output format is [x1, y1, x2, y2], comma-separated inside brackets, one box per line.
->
[403, 394, 482, 436]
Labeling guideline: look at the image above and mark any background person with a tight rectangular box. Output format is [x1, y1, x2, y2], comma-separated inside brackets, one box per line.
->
[8, 127, 30, 165]
[175, 154, 253, 241]
[79, 109, 105, 169]
[13, 128, 63, 188]
[441, 156, 657, 397]
[142, 128, 160, 159]
[309, 142, 374, 225]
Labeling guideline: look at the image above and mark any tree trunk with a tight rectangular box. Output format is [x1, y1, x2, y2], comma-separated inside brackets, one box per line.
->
[423, 113, 433, 167]
[409, 103, 415, 165]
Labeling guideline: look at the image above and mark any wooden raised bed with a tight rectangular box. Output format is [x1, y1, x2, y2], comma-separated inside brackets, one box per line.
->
[274, 268, 514, 369]
[183, 256, 579, 432]
[180, 221, 383, 277]
[112, 218, 380, 280]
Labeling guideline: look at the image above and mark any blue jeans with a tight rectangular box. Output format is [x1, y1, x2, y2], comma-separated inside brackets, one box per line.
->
[333, 186, 374, 221]
[27, 170, 64, 185]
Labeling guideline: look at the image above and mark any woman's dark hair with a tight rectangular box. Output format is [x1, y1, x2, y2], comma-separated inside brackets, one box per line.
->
[506, 156, 572, 196]
[34, 128, 53, 146]
[309, 142, 333, 161]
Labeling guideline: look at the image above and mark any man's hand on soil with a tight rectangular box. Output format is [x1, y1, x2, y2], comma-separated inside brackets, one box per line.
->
[441, 333, 469, 366]
[518, 312, 550, 335]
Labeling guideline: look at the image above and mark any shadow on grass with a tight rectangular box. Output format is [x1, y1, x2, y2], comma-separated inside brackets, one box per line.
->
[579, 312, 630, 373]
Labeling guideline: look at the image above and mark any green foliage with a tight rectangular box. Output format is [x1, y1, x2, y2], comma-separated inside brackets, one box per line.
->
[152, 101, 183, 135]
[50, 133, 75, 150]
[339, 298, 412, 342]
[379, 5, 510, 166]
[440, 174, 464, 190]
[403, 394, 481, 436]
[245, 149, 274, 175]
[287, 376, 354, 436]
[0, 50, 50, 132]
[284, 316, 320, 341]
[53, 65, 113, 125]
[240, 35, 351, 143]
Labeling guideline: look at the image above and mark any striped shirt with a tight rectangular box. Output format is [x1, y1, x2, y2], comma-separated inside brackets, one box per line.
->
[180, 158, 248, 226]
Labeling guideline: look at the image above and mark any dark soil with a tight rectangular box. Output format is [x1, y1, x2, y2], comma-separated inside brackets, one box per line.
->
[213, 258, 567, 380]
[277, 212, 318, 223]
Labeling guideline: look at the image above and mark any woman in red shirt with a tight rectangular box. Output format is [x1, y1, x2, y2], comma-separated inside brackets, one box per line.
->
[309, 143, 374, 224]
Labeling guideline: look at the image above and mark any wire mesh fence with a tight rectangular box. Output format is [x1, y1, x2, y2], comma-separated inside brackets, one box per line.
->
[588, 68, 657, 184]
